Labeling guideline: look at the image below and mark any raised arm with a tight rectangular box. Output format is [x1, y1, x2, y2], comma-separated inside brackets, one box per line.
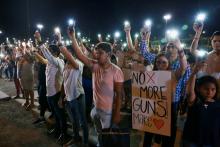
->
[68, 30, 94, 69]
[173, 39, 187, 80]
[40, 45, 58, 66]
[32, 31, 48, 65]
[124, 25, 135, 50]
[140, 29, 156, 64]
[190, 23, 203, 56]
[33, 51, 48, 65]
[79, 42, 90, 56]
[186, 62, 206, 105]
[59, 46, 79, 69]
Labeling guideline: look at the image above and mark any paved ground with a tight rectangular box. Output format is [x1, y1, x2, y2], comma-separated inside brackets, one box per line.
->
[0, 78, 98, 147]
[0, 79, 60, 147]
[0, 78, 184, 147]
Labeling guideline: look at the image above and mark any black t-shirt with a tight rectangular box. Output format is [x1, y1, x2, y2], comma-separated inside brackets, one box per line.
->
[183, 98, 220, 146]
[82, 66, 92, 79]
[37, 62, 46, 85]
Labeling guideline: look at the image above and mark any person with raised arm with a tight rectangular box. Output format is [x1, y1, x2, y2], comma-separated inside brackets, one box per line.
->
[54, 32, 89, 147]
[182, 62, 220, 147]
[34, 31, 68, 144]
[190, 22, 220, 96]
[68, 27, 124, 146]
[17, 42, 35, 110]
[142, 30, 188, 147]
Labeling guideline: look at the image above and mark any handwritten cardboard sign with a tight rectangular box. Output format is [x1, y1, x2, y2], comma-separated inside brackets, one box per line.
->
[132, 71, 172, 136]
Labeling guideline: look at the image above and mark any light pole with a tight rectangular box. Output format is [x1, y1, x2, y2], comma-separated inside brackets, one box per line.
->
[36, 24, 44, 31]
[163, 14, 172, 25]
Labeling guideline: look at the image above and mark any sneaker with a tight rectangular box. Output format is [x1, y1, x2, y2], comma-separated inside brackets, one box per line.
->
[63, 137, 82, 147]
[25, 104, 35, 111]
[57, 133, 71, 145]
[22, 102, 29, 107]
[48, 113, 54, 119]
[32, 117, 46, 124]
[13, 95, 20, 99]
[47, 128, 60, 138]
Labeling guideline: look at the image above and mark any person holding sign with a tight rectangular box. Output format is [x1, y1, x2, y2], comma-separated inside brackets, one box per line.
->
[141, 31, 187, 146]
[182, 63, 220, 147]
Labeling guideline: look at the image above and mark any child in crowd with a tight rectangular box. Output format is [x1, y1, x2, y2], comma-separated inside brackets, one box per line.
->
[182, 62, 220, 147]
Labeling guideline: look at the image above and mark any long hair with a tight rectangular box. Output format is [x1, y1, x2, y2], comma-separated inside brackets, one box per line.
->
[153, 52, 171, 71]
[195, 75, 219, 100]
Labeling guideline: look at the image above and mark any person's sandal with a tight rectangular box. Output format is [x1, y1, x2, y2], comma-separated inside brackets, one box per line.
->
[22, 102, 29, 107]
[25, 104, 35, 111]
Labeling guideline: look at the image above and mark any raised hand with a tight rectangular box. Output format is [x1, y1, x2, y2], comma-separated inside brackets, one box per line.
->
[67, 28, 75, 40]
[34, 31, 42, 43]
[140, 27, 151, 41]
[171, 38, 182, 51]
[192, 62, 207, 75]
[193, 22, 203, 35]
[124, 24, 131, 33]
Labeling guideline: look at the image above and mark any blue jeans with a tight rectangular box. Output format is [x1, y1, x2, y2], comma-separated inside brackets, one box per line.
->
[90, 107, 112, 147]
[47, 92, 67, 134]
[66, 94, 88, 144]
[82, 77, 93, 122]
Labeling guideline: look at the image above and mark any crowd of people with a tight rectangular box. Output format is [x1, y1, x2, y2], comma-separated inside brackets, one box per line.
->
[0, 19, 220, 147]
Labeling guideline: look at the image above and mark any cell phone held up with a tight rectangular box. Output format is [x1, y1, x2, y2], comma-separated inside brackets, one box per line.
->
[68, 25, 75, 33]
[194, 21, 203, 29]
[196, 50, 208, 63]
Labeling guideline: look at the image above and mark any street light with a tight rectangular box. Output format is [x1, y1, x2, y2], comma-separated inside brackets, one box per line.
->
[0, 30, 2, 34]
[163, 14, 172, 24]
[36, 24, 44, 31]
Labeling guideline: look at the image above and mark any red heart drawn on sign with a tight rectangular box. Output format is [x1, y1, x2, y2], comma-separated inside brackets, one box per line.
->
[153, 119, 164, 130]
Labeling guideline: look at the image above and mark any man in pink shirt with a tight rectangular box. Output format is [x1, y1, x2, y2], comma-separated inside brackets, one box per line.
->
[68, 29, 124, 146]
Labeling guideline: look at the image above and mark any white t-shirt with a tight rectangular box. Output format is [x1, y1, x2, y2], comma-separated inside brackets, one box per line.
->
[41, 47, 64, 96]
[63, 59, 84, 101]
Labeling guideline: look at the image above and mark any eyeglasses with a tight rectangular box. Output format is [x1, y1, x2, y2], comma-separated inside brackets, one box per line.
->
[156, 60, 168, 64]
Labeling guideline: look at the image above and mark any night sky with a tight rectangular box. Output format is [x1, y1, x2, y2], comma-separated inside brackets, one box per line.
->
[0, 0, 220, 41]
